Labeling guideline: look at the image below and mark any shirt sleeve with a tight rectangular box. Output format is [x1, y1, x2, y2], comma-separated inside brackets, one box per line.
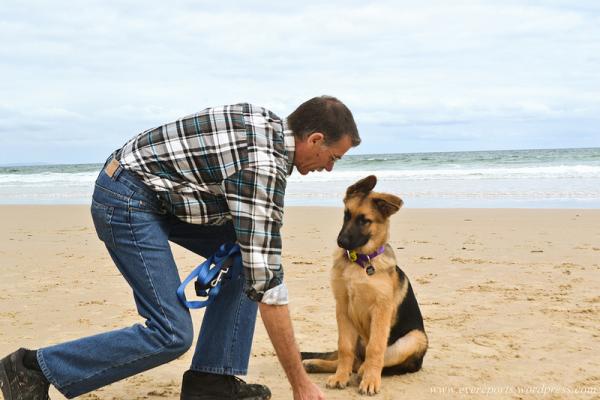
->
[221, 166, 288, 305]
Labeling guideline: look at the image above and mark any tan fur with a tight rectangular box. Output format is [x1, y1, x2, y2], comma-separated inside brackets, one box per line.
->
[303, 176, 427, 395]
[328, 247, 402, 394]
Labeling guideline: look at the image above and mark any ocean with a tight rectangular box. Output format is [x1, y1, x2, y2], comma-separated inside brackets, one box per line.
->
[1, 148, 599, 208]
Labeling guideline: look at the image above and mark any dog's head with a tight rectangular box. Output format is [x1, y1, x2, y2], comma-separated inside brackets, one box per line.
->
[337, 175, 403, 252]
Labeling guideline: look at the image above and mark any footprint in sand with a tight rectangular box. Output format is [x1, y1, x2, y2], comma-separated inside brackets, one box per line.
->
[147, 388, 175, 397]
[451, 257, 488, 264]
[416, 273, 437, 285]
[77, 299, 108, 306]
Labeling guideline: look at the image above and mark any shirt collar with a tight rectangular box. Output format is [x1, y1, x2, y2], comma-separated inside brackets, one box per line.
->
[282, 119, 295, 175]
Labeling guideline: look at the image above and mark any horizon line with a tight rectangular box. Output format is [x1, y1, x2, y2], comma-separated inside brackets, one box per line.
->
[1, 145, 598, 168]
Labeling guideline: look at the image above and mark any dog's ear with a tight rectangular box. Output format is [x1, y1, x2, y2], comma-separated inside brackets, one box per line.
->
[346, 175, 377, 197]
[372, 193, 403, 218]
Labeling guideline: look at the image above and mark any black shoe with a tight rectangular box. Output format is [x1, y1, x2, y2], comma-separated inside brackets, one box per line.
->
[180, 370, 271, 400]
[0, 348, 50, 400]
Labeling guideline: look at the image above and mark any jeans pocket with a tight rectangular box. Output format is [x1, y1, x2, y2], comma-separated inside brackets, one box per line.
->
[91, 199, 116, 248]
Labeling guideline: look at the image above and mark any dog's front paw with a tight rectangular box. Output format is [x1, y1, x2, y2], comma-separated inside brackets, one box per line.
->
[326, 373, 351, 389]
[358, 372, 381, 396]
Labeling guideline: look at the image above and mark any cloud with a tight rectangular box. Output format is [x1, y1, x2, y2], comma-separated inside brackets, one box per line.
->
[1, 0, 599, 163]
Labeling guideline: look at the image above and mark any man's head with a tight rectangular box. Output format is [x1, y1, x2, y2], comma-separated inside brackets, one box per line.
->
[287, 95, 361, 175]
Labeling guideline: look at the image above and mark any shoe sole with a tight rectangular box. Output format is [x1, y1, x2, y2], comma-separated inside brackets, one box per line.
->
[181, 395, 270, 400]
[0, 355, 15, 400]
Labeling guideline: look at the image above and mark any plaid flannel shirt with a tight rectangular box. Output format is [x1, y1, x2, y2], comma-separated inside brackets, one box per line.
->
[117, 103, 295, 305]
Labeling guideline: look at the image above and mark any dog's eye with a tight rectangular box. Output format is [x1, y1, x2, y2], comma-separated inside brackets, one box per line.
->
[357, 215, 372, 226]
[344, 210, 351, 221]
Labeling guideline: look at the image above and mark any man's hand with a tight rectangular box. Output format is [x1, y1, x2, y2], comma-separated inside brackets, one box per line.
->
[293, 380, 325, 400]
[258, 303, 325, 400]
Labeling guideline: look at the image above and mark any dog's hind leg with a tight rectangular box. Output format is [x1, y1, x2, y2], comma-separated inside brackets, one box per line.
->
[382, 329, 428, 374]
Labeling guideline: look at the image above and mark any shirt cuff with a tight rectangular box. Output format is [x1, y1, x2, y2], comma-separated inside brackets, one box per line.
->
[261, 282, 289, 305]
[245, 281, 289, 305]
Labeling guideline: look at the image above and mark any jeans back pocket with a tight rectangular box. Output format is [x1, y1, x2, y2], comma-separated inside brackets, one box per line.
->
[91, 199, 116, 248]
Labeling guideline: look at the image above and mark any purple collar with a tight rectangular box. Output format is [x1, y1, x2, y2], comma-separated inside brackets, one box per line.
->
[345, 246, 386, 275]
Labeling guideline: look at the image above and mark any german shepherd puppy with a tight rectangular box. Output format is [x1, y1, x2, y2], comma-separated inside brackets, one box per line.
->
[301, 175, 428, 395]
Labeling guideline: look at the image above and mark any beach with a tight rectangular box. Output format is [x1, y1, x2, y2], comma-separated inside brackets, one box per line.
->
[1, 205, 599, 399]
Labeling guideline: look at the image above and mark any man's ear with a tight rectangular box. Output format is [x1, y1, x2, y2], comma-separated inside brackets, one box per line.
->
[346, 175, 377, 197]
[372, 193, 403, 218]
[306, 132, 324, 146]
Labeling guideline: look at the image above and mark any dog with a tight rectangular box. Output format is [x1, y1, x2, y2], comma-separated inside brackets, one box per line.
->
[301, 175, 428, 395]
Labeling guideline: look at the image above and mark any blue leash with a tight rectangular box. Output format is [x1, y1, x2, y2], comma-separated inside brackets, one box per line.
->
[177, 243, 242, 309]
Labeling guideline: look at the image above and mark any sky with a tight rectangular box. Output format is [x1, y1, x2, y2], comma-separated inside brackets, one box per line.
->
[1, 0, 599, 164]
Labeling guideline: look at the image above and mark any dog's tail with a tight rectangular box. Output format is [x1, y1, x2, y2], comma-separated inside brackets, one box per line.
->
[301, 351, 339, 373]
[300, 350, 337, 361]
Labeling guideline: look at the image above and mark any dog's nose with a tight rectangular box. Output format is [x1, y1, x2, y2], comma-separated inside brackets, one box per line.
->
[337, 235, 351, 249]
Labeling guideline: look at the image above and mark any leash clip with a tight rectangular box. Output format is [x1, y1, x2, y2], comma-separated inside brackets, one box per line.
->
[210, 267, 230, 287]
[178, 243, 242, 309]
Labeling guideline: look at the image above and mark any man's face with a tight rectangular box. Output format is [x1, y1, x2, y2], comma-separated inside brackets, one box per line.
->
[294, 133, 354, 175]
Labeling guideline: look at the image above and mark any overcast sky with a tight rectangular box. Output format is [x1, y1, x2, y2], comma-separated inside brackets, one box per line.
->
[1, 0, 599, 164]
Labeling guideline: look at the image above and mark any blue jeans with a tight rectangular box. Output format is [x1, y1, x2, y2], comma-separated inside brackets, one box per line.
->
[37, 159, 258, 398]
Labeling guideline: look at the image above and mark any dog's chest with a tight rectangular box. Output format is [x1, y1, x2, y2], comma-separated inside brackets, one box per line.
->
[339, 261, 395, 336]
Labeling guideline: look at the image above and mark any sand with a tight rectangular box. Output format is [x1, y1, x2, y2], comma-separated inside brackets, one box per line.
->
[1, 206, 599, 400]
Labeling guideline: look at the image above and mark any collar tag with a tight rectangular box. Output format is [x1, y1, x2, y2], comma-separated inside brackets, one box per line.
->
[347, 250, 358, 262]
[345, 247, 386, 276]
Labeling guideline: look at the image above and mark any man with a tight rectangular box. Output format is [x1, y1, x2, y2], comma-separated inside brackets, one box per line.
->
[1, 96, 360, 400]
